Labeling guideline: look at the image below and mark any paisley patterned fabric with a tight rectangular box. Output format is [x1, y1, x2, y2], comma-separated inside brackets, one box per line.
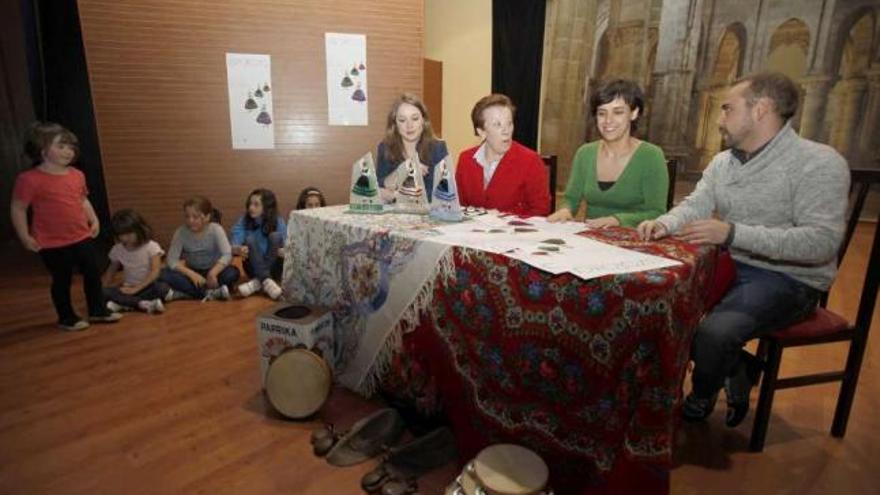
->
[284, 207, 718, 493]
[382, 228, 718, 493]
[283, 206, 451, 393]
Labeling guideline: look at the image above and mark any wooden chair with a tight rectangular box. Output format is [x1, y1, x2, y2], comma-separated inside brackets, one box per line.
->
[541, 155, 558, 213]
[666, 159, 679, 210]
[749, 168, 880, 452]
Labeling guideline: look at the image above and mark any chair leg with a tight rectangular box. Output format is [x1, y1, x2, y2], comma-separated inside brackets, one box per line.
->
[755, 339, 767, 362]
[750, 341, 782, 452]
[831, 338, 869, 437]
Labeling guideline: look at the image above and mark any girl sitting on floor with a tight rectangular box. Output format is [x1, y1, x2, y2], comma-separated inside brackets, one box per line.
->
[230, 188, 286, 299]
[102, 209, 169, 314]
[296, 186, 326, 210]
[160, 196, 239, 301]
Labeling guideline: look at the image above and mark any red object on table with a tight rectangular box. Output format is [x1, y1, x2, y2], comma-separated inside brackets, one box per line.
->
[383, 228, 718, 495]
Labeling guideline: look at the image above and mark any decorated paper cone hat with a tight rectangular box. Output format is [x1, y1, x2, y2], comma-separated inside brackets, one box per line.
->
[430, 156, 463, 222]
[349, 152, 383, 213]
[393, 157, 429, 214]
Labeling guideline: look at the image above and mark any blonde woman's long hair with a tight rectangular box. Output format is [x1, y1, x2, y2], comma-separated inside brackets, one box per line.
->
[381, 93, 440, 165]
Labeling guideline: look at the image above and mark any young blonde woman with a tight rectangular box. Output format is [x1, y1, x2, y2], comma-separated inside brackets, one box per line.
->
[376, 93, 448, 202]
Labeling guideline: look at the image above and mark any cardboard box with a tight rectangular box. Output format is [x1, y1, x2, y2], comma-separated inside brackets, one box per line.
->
[255, 303, 334, 387]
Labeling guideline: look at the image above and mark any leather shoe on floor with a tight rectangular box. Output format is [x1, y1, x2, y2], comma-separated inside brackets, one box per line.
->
[311, 423, 340, 457]
[361, 427, 456, 493]
[724, 350, 763, 427]
[682, 390, 720, 422]
[326, 408, 405, 467]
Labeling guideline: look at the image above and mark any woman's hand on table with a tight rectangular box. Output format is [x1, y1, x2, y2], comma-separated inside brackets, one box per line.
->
[379, 187, 396, 204]
[584, 216, 619, 229]
[547, 208, 573, 223]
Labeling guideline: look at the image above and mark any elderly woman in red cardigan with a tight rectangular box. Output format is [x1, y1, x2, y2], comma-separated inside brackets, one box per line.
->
[455, 94, 550, 216]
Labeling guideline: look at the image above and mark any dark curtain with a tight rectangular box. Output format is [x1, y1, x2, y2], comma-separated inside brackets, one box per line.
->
[491, 0, 546, 150]
[24, 0, 112, 241]
[0, 0, 36, 241]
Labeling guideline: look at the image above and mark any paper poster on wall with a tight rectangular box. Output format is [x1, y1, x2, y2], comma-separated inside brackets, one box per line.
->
[226, 53, 275, 149]
[325, 33, 368, 126]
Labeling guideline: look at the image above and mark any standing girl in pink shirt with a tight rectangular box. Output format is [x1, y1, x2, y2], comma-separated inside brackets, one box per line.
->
[10, 122, 122, 331]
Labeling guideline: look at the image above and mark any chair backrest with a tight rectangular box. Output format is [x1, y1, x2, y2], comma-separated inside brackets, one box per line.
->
[838, 169, 880, 265]
[854, 206, 880, 340]
[666, 159, 679, 210]
[541, 155, 558, 213]
[821, 168, 880, 307]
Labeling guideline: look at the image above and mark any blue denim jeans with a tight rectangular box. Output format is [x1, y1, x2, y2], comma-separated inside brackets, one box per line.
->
[690, 261, 820, 398]
[243, 231, 284, 281]
[103, 280, 171, 308]
[159, 265, 240, 299]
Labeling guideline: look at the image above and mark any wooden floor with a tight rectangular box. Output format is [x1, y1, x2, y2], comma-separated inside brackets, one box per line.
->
[0, 224, 878, 495]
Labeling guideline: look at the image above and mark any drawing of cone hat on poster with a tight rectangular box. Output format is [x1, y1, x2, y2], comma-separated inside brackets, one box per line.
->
[393, 158, 429, 214]
[349, 152, 383, 214]
[429, 157, 463, 222]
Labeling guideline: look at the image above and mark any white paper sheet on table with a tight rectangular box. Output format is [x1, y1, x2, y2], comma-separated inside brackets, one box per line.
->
[428, 215, 681, 279]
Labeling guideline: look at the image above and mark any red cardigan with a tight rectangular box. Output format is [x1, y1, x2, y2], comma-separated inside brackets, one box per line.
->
[455, 141, 550, 216]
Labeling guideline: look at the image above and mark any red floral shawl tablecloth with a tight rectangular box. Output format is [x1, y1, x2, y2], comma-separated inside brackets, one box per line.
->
[381, 228, 718, 494]
[284, 207, 718, 494]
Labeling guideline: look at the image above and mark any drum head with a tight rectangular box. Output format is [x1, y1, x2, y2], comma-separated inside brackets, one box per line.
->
[474, 444, 548, 495]
[274, 305, 311, 319]
[266, 348, 331, 419]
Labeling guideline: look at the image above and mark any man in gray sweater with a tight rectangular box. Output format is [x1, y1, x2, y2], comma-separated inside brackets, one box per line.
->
[638, 72, 850, 427]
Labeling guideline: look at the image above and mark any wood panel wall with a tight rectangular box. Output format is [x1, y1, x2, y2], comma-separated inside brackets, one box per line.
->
[77, 0, 424, 244]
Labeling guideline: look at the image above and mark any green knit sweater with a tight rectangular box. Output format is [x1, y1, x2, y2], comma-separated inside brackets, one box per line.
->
[563, 141, 668, 227]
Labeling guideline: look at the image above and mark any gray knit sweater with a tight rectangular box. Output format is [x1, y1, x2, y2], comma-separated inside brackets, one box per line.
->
[656, 124, 850, 291]
[166, 223, 232, 271]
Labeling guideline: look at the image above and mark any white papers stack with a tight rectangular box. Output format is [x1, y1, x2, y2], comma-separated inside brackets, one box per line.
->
[428, 214, 681, 279]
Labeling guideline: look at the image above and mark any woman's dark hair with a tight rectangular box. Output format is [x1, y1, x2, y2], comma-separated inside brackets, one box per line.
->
[590, 79, 645, 133]
[244, 188, 279, 235]
[296, 187, 327, 210]
[111, 209, 153, 246]
[23, 121, 79, 166]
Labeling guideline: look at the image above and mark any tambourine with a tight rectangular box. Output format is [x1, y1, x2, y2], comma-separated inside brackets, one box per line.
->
[445, 444, 552, 495]
[265, 345, 331, 419]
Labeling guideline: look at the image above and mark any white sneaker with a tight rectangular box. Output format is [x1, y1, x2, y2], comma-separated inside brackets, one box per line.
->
[164, 289, 191, 302]
[138, 299, 166, 314]
[262, 279, 283, 300]
[151, 298, 166, 313]
[106, 301, 127, 313]
[203, 285, 231, 302]
[237, 279, 262, 297]
[59, 319, 90, 331]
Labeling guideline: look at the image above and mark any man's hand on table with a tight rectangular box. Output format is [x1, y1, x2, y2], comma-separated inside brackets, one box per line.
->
[675, 219, 731, 245]
[637, 220, 668, 240]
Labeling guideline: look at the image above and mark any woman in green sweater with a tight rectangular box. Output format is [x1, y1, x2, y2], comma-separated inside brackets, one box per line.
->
[548, 79, 668, 228]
